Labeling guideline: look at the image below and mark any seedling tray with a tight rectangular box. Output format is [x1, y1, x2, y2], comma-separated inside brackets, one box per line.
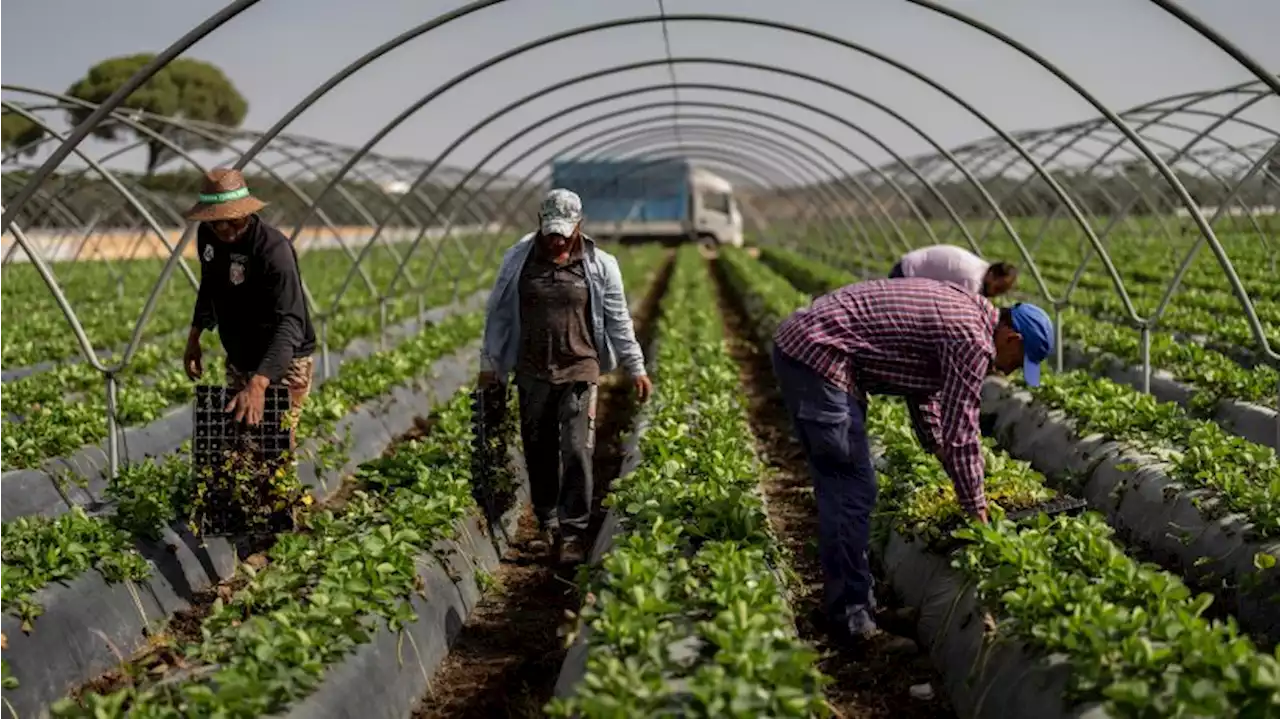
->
[470, 383, 516, 528]
[929, 494, 1089, 555]
[192, 385, 297, 537]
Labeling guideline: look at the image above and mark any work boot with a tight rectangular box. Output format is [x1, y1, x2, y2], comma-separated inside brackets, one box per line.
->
[559, 535, 587, 566]
[529, 524, 561, 558]
[830, 605, 918, 655]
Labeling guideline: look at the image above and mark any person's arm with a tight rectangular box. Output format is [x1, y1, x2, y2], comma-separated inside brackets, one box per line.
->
[192, 236, 217, 334]
[480, 247, 518, 376]
[933, 336, 992, 516]
[906, 397, 943, 456]
[599, 253, 646, 377]
[253, 239, 307, 383]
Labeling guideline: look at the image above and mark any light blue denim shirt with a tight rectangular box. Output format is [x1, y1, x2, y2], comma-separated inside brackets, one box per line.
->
[480, 233, 647, 379]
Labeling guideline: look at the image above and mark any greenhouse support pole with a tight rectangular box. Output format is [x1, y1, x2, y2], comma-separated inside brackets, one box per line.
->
[1139, 326, 1152, 395]
[379, 299, 389, 351]
[106, 373, 120, 479]
[320, 318, 331, 381]
[1054, 306, 1064, 373]
[417, 294, 425, 329]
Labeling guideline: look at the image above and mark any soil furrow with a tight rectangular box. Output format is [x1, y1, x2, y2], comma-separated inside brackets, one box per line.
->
[707, 254, 954, 719]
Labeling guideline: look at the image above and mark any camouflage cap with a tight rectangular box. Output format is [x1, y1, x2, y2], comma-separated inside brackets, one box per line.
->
[539, 188, 583, 237]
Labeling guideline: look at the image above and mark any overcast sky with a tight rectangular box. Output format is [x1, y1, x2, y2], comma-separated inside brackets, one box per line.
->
[3, 0, 1277, 183]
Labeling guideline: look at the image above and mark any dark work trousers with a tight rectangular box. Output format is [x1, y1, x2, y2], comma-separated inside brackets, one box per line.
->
[771, 346, 877, 620]
[888, 261, 905, 279]
[515, 374, 597, 539]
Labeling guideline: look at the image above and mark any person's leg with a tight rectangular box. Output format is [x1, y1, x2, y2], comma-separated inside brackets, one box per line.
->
[557, 382, 598, 554]
[771, 348, 876, 629]
[282, 356, 314, 452]
[515, 374, 565, 540]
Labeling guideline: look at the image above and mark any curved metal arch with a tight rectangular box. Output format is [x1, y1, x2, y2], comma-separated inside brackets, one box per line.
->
[586, 121, 883, 254]
[900, 1, 1275, 357]
[584, 99, 930, 248]
[576, 125, 885, 260]
[572, 143, 866, 270]
[328, 51, 1036, 310]
[2, 87, 387, 302]
[317, 71, 980, 310]
[524, 111, 898, 258]
[260, 14, 1087, 304]
[2, 104, 395, 363]
[445, 110, 849, 265]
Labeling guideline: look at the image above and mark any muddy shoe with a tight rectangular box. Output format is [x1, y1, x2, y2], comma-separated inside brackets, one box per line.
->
[529, 526, 561, 557]
[559, 535, 587, 566]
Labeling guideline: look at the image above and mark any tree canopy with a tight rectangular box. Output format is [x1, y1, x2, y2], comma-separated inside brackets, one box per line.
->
[1, 113, 45, 156]
[65, 54, 248, 174]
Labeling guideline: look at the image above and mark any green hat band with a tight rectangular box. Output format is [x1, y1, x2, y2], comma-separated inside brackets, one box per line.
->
[198, 187, 251, 204]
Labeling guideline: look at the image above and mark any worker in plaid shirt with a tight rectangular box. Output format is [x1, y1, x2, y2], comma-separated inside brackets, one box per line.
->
[772, 277, 1052, 647]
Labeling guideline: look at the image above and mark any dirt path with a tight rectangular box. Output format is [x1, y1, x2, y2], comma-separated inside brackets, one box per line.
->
[413, 252, 673, 719]
[707, 255, 954, 719]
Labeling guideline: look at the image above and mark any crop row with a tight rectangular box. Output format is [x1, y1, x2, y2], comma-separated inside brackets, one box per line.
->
[757, 245, 1277, 415]
[0, 243, 670, 718]
[549, 246, 829, 718]
[0, 246, 503, 470]
[718, 246, 1280, 718]
[53, 385, 502, 718]
[1, 236, 488, 369]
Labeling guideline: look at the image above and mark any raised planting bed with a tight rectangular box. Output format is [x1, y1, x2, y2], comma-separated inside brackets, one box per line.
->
[868, 399, 1280, 719]
[719, 247, 1280, 718]
[47, 386, 525, 719]
[1, 312, 486, 719]
[0, 289, 491, 523]
[548, 247, 830, 719]
[980, 371, 1280, 645]
[1054, 330, 1278, 450]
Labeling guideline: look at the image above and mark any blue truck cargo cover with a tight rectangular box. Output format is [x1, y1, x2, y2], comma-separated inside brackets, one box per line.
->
[552, 158, 689, 223]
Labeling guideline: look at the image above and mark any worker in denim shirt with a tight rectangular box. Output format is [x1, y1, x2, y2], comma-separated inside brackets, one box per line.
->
[479, 188, 652, 565]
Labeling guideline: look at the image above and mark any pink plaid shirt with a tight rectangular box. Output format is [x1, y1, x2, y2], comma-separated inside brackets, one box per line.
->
[774, 278, 997, 515]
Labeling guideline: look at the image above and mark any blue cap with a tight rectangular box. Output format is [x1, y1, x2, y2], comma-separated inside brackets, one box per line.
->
[1009, 302, 1054, 387]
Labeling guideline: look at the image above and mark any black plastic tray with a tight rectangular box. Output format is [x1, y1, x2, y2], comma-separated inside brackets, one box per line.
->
[191, 385, 296, 537]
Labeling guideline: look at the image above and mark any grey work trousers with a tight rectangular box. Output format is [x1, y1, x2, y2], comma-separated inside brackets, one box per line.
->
[515, 374, 598, 538]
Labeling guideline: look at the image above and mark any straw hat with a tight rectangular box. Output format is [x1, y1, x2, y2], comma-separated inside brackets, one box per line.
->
[182, 168, 267, 222]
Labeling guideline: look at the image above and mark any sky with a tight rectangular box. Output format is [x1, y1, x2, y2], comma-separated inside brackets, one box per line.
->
[2, 0, 1278, 186]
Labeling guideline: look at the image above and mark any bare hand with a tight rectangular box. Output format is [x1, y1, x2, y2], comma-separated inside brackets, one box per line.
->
[184, 341, 203, 381]
[226, 377, 268, 426]
[478, 371, 498, 387]
[633, 375, 653, 403]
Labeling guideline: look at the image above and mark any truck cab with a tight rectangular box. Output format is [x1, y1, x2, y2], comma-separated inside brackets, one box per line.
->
[689, 167, 744, 247]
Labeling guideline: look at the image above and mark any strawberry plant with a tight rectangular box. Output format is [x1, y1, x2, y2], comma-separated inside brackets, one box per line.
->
[52, 388, 492, 718]
[726, 245, 1280, 718]
[1023, 370, 1280, 537]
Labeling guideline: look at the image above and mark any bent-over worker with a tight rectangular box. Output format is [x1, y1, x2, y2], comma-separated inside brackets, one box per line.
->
[183, 169, 316, 438]
[479, 188, 652, 566]
[772, 277, 1052, 647]
[889, 243, 1018, 298]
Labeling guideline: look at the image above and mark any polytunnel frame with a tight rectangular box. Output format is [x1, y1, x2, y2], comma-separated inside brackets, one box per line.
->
[0, 118, 507, 480]
[2, 0, 1277, 476]
[887, 88, 1280, 381]
[383, 93, 906, 267]
[413, 101, 853, 264]
[2, 86, 401, 304]
[925, 86, 1279, 296]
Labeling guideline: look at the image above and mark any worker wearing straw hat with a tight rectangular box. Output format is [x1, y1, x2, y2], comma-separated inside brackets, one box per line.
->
[182, 169, 316, 435]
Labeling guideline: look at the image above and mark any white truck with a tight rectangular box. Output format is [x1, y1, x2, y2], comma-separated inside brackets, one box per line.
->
[552, 158, 744, 247]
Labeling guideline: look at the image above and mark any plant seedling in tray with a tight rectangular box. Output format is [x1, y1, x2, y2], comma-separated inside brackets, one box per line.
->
[928, 495, 1089, 555]
[190, 385, 306, 537]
